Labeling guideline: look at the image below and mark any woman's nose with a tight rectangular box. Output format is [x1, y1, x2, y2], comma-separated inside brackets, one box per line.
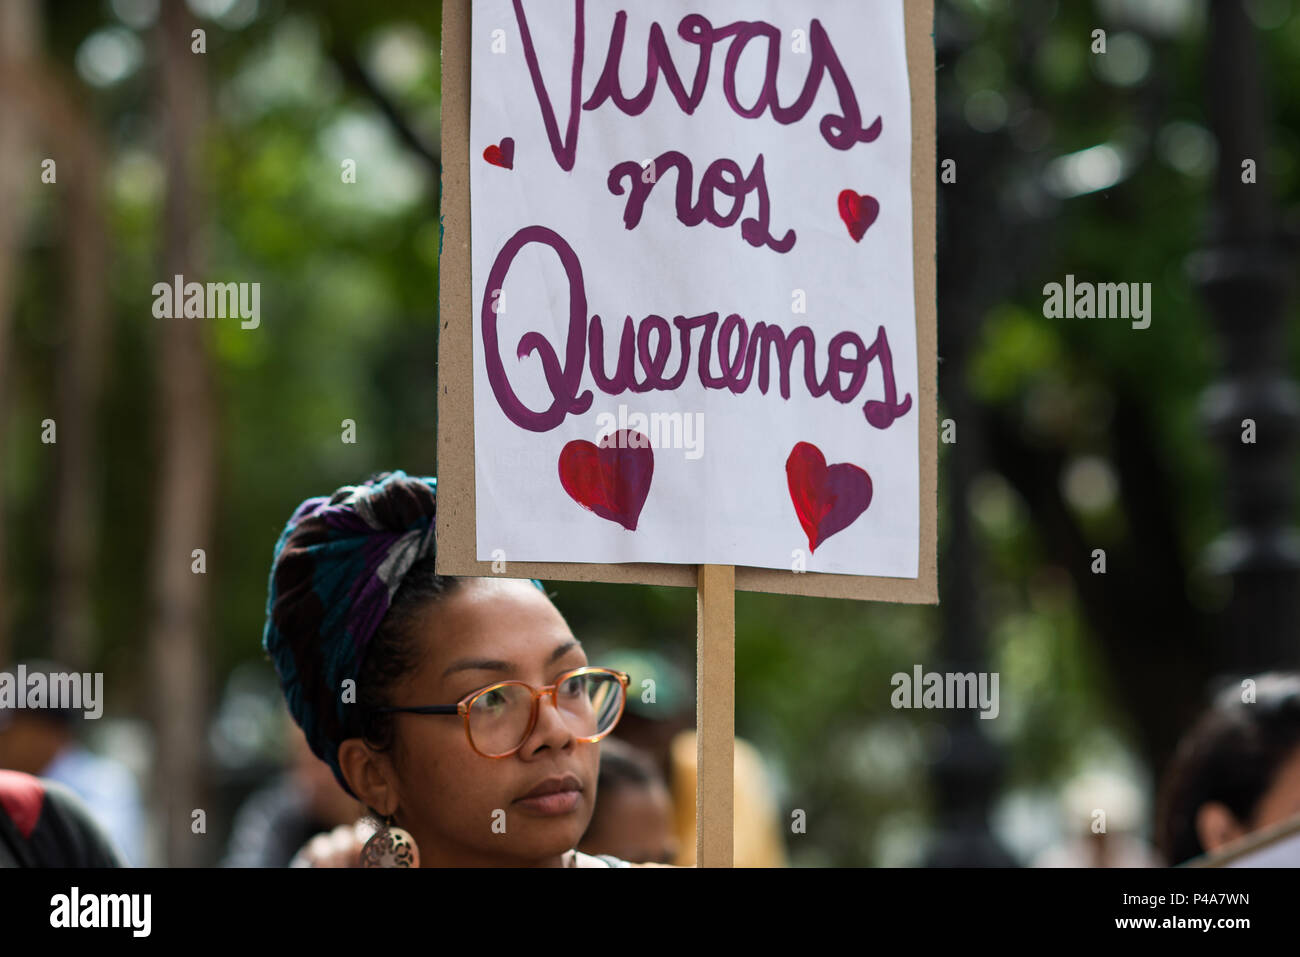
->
[520, 691, 576, 756]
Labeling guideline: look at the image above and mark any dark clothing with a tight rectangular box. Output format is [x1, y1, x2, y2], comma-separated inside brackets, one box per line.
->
[0, 769, 126, 867]
[221, 773, 335, 868]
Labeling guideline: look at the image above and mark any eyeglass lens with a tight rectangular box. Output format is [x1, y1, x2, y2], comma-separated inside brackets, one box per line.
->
[468, 672, 623, 755]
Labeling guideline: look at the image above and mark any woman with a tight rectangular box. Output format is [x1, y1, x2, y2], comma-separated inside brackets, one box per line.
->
[1156, 672, 1300, 865]
[263, 471, 659, 867]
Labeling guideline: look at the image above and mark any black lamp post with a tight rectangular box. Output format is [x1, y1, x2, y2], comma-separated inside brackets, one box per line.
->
[923, 2, 1025, 868]
[1193, 0, 1300, 674]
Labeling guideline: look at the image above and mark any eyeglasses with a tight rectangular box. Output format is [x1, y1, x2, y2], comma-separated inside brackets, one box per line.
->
[369, 666, 630, 758]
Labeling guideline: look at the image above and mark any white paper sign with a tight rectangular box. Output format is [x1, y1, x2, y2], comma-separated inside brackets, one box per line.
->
[469, 0, 918, 577]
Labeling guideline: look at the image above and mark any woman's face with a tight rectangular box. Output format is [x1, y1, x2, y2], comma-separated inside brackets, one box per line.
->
[382, 578, 601, 866]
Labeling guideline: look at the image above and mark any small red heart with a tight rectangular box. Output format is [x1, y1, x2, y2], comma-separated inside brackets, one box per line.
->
[838, 189, 879, 242]
[786, 442, 873, 554]
[483, 137, 515, 169]
[558, 430, 654, 531]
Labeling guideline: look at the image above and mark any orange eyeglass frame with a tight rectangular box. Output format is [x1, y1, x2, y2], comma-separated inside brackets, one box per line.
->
[369, 666, 631, 758]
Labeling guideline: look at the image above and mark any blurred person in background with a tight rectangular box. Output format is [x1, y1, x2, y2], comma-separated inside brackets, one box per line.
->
[0, 661, 144, 866]
[1031, 770, 1160, 867]
[1156, 672, 1300, 865]
[603, 649, 695, 785]
[603, 649, 788, 867]
[0, 769, 126, 867]
[578, 736, 678, 864]
[668, 730, 788, 867]
[222, 711, 364, 867]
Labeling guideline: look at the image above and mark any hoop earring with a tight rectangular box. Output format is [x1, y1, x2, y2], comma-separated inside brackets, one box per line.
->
[360, 815, 420, 868]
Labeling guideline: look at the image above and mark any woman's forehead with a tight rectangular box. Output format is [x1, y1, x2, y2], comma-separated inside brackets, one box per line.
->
[415, 578, 581, 672]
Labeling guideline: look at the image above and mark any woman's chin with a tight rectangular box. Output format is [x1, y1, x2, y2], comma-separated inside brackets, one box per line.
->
[510, 811, 592, 860]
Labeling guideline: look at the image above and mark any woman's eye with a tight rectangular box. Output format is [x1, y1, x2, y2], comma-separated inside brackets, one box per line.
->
[560, 677, 584, 697]
[481, 689, 508, 709]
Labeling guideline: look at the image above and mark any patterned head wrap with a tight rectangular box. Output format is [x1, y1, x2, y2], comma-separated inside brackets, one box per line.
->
[262, 471, 545, 795]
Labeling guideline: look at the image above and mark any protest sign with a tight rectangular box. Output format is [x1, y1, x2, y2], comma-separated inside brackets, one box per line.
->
[437, 0, 935, 863]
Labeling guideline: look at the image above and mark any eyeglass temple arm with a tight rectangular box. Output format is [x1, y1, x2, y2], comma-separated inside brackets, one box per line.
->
[369, 705, 460, 715]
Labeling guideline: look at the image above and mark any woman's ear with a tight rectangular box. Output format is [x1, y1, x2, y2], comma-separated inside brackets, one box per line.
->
[338, 738, 399, 817]
[1194, 801, 1247, 855]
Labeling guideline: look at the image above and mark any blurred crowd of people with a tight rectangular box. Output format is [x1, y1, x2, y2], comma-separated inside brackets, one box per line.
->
[3, 654, 1300, 868]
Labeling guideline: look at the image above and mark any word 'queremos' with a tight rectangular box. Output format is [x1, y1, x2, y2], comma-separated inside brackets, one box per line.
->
[483, 227, 913, 434]
[0, 666, 103, 719]
[890, 665, 1000, 719]
[151, 275, 261, 329]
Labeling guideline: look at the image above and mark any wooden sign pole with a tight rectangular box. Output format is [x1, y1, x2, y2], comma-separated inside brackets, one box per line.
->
[696, 564, 735, 867]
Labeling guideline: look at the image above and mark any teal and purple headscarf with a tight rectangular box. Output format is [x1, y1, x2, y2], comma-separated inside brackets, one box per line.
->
[262, 471, 544, 795]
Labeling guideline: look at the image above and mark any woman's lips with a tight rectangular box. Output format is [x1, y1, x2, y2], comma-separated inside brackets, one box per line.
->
[514, 789, 582, 815]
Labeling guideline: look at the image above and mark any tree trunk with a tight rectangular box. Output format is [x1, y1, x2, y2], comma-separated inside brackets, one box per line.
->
[148, 2, 217, 867]
[0, 0, 39, 669]
[44, 69, 109, 672]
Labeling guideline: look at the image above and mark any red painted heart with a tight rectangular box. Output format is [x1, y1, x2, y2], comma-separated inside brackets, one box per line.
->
[558, 430, 653, 531]
[838, 189, 879, 242]
[786, 442, 873, 553]
[483, 137, 515, 169]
